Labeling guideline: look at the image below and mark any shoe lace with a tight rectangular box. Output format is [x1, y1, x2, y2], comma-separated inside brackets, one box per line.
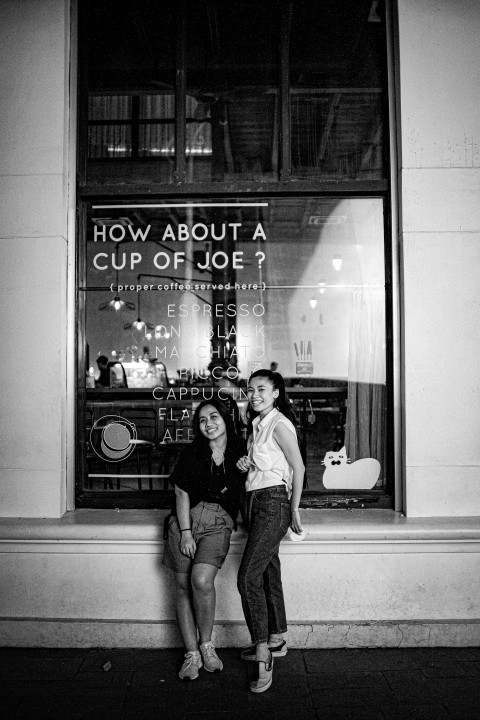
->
[183, 651, 200, 668]
[202, 642, 217, 660]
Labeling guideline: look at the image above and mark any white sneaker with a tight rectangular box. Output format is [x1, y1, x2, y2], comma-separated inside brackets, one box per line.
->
[250, 653, 273, 693]
[178, 650, 203, 680]
[200, 641, 223, 672]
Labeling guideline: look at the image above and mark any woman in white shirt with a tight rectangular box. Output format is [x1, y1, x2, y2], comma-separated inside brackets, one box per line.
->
[236, 370, 304, 693]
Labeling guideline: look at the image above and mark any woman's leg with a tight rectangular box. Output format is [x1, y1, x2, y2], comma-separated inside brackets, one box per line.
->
[237, 518, 268, 644]
[264, 550, 288, 638]
[255, 550, 286, 661]
[237, 494, 289, 654]
[174, 572, 199, 652]
[191, 562, 219, 644]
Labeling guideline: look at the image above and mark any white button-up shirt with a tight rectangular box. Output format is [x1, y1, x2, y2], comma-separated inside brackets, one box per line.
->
[245, 408, 296, 493]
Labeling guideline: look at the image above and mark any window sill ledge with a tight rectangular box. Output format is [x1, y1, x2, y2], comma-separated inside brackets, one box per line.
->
[1, 509, 480, 555]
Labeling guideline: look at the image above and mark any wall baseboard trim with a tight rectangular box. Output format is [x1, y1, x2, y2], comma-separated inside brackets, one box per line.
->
[2, 619, 480, 648]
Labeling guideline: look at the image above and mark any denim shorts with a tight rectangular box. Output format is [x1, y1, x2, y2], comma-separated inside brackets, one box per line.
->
[163, 501, 234, 573]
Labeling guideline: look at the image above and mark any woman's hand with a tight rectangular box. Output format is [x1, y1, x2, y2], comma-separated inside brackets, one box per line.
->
[179, 530, 196, 558]
[290, 508, 303, 535]
[236, 455, 251, 473]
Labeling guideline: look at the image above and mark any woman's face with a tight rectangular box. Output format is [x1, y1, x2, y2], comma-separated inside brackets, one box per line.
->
[247, 376, 279, 418]
[198, 404, 227, 443]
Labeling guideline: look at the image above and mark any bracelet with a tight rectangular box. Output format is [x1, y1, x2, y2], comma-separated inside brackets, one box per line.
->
[180, 528, 192, 533]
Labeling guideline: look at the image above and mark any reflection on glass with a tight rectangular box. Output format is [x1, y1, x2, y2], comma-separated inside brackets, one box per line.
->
[289, 0, 387, 179]
[186, 1, 279, 182]
[83, 0, 387, 185]
[84, 0, 176, 184]
[84, 197, 386, 494]
[88, 123, 132, 159]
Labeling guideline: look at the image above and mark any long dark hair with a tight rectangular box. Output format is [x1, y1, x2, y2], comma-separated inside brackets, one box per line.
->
[191, 397, 238, 449]
[245, 369, 297, 434]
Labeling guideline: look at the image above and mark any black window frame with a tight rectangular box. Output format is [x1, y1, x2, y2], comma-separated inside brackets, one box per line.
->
[76, 0, 394, 510]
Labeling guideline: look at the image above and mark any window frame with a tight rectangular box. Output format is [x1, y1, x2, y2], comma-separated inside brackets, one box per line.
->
[76, 0, 394, 510]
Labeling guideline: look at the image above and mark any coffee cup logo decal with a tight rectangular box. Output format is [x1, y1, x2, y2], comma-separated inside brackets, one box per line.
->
[90, 415, 137, 462]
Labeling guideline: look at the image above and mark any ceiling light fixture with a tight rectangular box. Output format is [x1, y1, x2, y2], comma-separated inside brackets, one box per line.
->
[155, 325, 171, 340]
[110, 295, 124, 311]
[98, 244, 135, 313]
[123, 288, 153, 332]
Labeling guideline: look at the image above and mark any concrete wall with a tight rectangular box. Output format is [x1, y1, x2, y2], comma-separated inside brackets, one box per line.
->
[2, 511, 480, 648]
[1, 0, 480, 648]
[0, 0, 72, 518]
[398, 0, 480, 516]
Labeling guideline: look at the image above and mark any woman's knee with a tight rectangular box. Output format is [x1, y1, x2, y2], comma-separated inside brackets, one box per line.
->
[191, 568, 215, 595]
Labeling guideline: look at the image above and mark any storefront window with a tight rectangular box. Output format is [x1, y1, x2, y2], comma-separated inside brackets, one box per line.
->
[77, 0, 391, 509]
[78, 197, 389, 507]
[80, 0, 388, 187]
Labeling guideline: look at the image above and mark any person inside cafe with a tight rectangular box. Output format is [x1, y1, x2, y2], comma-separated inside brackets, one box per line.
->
[95, 355, 110, 387]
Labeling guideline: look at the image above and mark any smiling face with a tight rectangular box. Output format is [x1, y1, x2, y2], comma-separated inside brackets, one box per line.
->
[198, 404, 228, 444]
[247, 375, 279, 418]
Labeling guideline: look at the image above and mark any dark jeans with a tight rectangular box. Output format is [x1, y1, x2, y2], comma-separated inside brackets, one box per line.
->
[237, 486, 291, 644]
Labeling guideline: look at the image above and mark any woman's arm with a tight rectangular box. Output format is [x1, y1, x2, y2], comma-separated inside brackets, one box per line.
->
[273, 423, 305, 534]
[236, 434, 253, 473]
[175, 485, 196, 558]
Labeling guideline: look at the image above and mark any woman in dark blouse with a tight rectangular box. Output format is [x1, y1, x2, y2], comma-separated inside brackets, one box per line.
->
[163, 398, 246, 680]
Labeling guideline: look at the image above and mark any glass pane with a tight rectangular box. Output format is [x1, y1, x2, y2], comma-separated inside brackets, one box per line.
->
[185, 0, 279, 183]
[82, 198, 387, 497]
[88, 124, 131, 158]
[290, 0, 387, 180]
[186, 121, 212, 157]
[89, 95, 132, 121]
[84, 0, 176, 184]
[139, 94, 175, 120]
[139, 123, 175, 157]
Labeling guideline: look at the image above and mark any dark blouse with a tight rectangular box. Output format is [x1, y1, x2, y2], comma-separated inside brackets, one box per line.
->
[169, 436, 247, 527]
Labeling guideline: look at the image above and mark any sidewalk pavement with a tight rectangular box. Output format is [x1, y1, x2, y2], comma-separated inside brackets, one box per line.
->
[1, 645, 480, 720]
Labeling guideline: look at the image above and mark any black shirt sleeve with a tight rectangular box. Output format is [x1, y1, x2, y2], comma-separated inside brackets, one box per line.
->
[168, 445, 194, 493]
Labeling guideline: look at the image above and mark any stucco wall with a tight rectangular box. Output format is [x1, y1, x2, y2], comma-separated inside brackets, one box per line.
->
[397, 0, 480, 516]
[0, 0, 72, 517]
[2, 511, 480, 648]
